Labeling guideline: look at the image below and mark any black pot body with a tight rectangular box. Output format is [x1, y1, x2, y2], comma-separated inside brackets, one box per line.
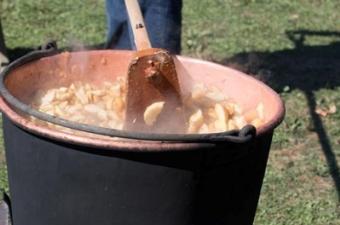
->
[3, 116, 273, 225]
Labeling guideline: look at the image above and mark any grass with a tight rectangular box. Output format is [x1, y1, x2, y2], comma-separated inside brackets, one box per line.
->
[1, 0, 340, 224]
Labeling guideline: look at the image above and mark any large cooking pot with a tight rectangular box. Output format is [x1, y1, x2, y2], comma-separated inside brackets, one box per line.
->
[0, 45, 284, 225]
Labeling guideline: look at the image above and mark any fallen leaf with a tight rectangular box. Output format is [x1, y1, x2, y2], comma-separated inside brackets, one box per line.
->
[315, 108, 328, 117]
[328, 104, 337, 114]
[315, 103, 337, 117]
[290, 14, 299, 20]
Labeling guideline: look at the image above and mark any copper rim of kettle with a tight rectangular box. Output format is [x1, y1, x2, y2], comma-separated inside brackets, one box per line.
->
[0, 50, 285, 152]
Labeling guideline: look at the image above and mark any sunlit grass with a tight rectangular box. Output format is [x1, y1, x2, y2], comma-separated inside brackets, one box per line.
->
[1, 0, 340, 224]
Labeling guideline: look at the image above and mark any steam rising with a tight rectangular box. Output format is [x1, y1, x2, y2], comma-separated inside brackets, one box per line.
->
[67, 40, 90, 78]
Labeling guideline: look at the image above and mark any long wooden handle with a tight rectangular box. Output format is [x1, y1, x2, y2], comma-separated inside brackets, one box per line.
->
[124, 0, 152, 50]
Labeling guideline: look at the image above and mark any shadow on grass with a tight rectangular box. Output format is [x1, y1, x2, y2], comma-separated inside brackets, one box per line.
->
[223, 30, 340, 201]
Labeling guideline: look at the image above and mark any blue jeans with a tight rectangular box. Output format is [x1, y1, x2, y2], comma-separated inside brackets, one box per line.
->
[105, 0, 182, 54]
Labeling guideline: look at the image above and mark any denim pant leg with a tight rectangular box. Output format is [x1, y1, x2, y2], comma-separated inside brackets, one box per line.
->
[105, 0, 182, 54]
[105, 0, 131, 49]
[142, 0, 182, 54]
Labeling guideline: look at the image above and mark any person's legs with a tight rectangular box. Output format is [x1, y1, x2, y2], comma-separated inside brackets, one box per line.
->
[105, 0, 131, 49]
[142, 0, 182, 54]
[105, 0, 182, 54]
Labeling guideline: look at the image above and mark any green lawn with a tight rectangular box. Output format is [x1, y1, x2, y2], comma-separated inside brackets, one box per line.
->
[1, 0, 340, 224]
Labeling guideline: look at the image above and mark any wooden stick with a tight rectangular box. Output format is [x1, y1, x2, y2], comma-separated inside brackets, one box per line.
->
[124, 0, 152, 50]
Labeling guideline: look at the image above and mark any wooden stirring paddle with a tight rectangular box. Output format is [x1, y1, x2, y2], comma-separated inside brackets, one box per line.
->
[123, 0, 185, 133]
